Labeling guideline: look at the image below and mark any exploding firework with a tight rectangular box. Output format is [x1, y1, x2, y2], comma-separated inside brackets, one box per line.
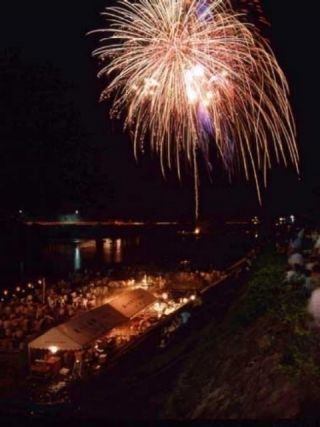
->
[90, 0, 299, 219]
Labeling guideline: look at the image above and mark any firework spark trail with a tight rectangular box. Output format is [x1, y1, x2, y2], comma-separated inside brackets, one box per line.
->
[90, 0, 299, 219]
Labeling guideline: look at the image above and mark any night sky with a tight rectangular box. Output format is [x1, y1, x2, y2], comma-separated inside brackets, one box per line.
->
[0, 1, 317, 221]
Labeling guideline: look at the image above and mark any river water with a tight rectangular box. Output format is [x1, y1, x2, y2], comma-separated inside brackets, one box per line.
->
[0, 226, 256, 289]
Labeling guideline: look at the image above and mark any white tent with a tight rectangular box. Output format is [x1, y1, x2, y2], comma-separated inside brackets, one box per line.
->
[108, 288, 156, 318]
[29, 304, 127, 351]
[28, 325, 83, 351]
[29, 288, 156, 351]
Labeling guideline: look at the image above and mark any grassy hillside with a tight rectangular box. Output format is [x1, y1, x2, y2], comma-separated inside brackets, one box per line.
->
[163, 249, 320, 419]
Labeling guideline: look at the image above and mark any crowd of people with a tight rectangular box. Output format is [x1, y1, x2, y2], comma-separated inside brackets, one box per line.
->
[0, 269, 150, 352]
[282, 228, 320, 296]
[0, 265, 220, 353]
[278, 226, 320, 328]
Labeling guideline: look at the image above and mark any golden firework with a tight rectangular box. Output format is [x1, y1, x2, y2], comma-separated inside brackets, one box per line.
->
[91, 0, 299, 219]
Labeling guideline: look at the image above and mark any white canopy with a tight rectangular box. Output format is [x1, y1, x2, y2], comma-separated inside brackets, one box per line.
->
[28, 325, 82, 351]
[108, 288, 156, 318]
[29, 288, 156, 351]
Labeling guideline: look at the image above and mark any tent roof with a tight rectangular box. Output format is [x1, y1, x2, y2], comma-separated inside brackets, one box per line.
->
[108, 288, 156, 318]
[28, 325, 82, 351]
[29, 288, 156, 351]
[29, 304, 127, 351]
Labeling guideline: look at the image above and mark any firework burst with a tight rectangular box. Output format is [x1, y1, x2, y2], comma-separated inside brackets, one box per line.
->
[90, 0, 299, 219]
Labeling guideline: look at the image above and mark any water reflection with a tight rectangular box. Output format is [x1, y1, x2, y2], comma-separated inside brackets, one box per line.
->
[74, 246, 81, 272]
[0, 229, 253, 288]
[104, 239, 113, 263]
[44, 238, 127, 278]
[115, 239, 122, 263]
[103, 238, 123, 263]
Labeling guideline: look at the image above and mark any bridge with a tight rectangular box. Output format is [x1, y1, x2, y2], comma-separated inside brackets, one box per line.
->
[23, 220, 191, 239]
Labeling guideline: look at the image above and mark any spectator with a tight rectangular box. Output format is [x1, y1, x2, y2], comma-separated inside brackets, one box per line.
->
[288, 251, 304, 268]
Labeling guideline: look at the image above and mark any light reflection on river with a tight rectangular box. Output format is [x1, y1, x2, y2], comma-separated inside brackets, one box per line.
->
[0, 229, 254, 288]
[72, 238, 124, 270]
[41, 237, 139, 278]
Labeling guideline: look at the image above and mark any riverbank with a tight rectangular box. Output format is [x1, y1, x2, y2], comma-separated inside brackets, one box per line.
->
[163, 248, 320, 419]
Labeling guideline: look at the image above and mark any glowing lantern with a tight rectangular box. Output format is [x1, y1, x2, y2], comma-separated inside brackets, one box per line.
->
[49, 345, 58, 354]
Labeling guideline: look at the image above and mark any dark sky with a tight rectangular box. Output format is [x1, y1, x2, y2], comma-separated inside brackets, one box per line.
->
[0, 0, 318, 221]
